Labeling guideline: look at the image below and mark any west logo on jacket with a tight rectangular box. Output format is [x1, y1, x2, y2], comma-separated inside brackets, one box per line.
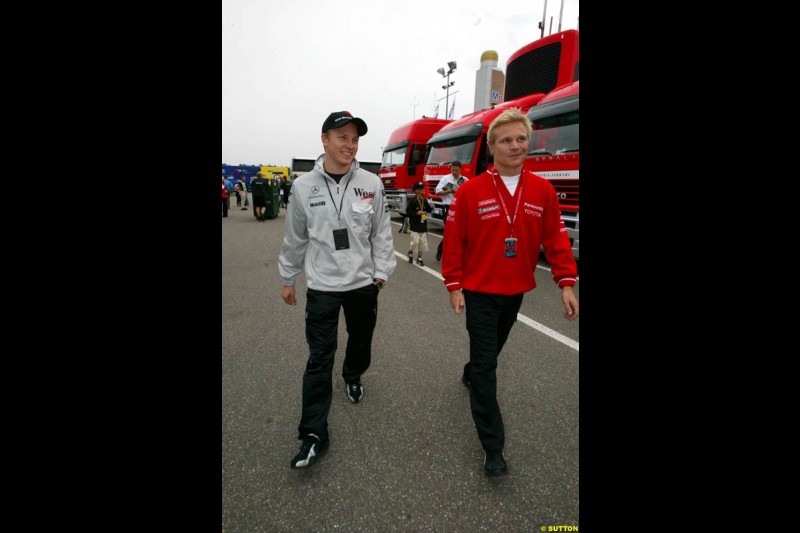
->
[353, 188, 375, 200]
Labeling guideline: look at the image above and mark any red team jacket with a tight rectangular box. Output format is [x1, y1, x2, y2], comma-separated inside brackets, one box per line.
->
[441, 167, 577, 295]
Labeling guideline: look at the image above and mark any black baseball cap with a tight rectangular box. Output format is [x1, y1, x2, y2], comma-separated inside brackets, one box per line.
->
[322, 111, 368, 136]
[413, 182, 425, 190]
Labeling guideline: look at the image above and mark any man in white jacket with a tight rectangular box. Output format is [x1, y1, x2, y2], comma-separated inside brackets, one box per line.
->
[279, 111, 397, 469]
[434, 161, 467, 261]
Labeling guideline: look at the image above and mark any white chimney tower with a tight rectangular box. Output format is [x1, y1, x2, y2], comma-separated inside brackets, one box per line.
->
[473, 50, 505, 112]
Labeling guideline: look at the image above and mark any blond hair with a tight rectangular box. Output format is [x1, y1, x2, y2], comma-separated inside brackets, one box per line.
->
[487, 107, 532, 146]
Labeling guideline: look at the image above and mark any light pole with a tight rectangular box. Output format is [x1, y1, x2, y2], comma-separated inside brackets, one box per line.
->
[437, 60, 457, 118]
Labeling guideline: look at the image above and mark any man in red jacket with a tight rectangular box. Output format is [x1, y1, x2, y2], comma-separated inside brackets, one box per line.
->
[441, 107, 579, 477]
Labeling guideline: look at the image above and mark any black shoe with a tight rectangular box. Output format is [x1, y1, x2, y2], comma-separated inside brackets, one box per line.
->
[407, 251, 413, 264]
[436, 243, 442, 262]
[290, 434, 328, 469]
[461, 362, 471, 388]
[346, 381, 364, 404]
[484, 450, 508, 477]
[416, 257, 424, 266]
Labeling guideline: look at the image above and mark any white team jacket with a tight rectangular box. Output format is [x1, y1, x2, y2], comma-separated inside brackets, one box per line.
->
[278, 155, 397, 292]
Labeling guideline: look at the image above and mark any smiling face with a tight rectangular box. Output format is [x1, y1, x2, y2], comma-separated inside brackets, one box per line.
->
[488, 121, 530, 176]
[322, 122, 360, 174]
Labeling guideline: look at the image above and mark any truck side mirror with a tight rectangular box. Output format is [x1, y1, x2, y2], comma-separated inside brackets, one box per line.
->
[408, 164, 416, 176]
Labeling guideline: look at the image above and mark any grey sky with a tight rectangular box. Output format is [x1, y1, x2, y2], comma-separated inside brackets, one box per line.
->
[222, 0, 579, 167]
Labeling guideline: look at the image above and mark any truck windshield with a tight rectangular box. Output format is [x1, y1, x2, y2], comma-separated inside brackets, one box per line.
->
[381, 146, 406, 167]
[528, 110, 579, 156]
[427, 138, 477, 166]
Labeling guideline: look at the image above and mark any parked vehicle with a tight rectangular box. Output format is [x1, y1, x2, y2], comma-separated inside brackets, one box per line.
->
[379, 117, 452, 215]
[261, 165, 291, 182]
[504, 29, 579, 101]
[222, 164, 261, 189]
[524, 80, 579, 259]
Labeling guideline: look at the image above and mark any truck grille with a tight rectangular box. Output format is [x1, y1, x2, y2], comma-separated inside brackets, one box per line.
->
[560, 210, 578, 230]
[550, 179, 579, 209]
[505, 43, 561, 100]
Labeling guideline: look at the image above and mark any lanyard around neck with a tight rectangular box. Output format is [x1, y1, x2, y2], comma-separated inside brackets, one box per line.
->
[322, 172, 351, 226]
[491, 170, 524, 237]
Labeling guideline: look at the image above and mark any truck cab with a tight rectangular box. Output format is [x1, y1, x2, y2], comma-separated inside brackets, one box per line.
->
[524, 81, 579, 259]
[379, 118, 451, 215]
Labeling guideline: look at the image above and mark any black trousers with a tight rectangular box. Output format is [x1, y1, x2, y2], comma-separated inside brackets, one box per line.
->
[298, 283, 379, 442]
[463, 289, 524, 452]
[436, 205, 450, 257]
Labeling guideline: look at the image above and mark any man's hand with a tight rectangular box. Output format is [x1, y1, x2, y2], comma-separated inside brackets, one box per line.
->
[282, 285, 297, 306]
[450, 289, 465, 315]
[561, 286, 579, 320]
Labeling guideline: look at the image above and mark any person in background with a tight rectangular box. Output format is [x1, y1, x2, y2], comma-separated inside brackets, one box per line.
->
[440, 107, 579, 477]
[281, 177, 292, 209]
[224, 175, 236, 201]
[221, 178, 229, 217]
[402, 181, 433, 266]
[279, 111, 396, 470]
[434, 160, 467, 261]
[236, 177, 249, 210]
[250, 172, 268, 221]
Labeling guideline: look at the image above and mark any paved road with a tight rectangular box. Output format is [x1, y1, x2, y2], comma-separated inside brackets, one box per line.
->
[222, 204, 579, 532]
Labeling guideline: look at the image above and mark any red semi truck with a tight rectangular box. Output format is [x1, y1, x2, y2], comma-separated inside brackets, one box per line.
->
[379, 117, 451, 215]
[504, 29, 579, 101]
[524, 80, 579, 259]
